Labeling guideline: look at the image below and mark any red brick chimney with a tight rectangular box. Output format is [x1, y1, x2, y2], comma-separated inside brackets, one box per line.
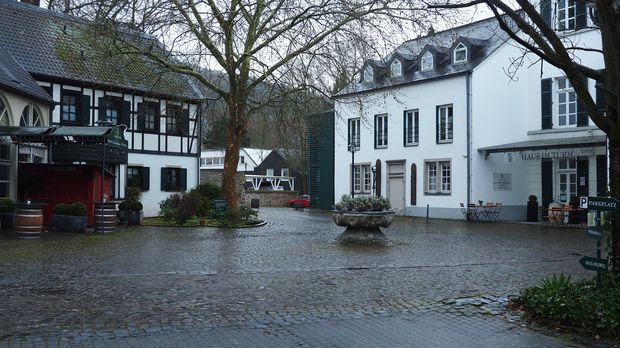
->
[21, 0, 41, 7]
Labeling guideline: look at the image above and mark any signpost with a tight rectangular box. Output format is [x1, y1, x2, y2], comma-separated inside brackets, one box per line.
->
[579, 196, 615, 286]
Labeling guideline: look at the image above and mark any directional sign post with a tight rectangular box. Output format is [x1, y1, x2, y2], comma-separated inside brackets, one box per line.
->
[579, 196, 615, 287]
[579, 256, 608, 272]
[586, 226, 603, 240]
[581, 196, 620, 212]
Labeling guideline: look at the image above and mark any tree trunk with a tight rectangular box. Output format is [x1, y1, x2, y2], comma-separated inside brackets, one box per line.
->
[609, 130, 620, 274]
[221, 99, 247, 218]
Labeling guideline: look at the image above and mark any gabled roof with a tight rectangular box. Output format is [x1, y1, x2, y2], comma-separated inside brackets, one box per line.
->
[336, 15, 515, 97]
[0, 0, 202, 101]
[242, 148, 271, 166]
[0, 45, 52, 104]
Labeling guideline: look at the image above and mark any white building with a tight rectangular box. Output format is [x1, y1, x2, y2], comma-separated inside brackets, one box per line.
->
[200, 148, 270, 172]
[333, 8, 605, 220]
[0, 0, 204, 217]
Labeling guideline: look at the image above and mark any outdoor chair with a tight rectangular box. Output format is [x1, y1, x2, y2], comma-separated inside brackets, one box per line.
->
[467, 203, 480, 222]
[491, 203, 502, 222]
[459, 203, 470, 221]
[483, 202, 495, 222]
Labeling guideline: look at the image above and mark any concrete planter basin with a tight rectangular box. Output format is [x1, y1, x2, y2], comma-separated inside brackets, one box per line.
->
[331, 210, 395, 245]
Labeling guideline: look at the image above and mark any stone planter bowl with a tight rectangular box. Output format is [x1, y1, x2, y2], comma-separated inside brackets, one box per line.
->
[332, 210, 395, 228]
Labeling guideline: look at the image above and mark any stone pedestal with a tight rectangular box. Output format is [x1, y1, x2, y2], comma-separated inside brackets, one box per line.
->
[332, 211, 394, 246]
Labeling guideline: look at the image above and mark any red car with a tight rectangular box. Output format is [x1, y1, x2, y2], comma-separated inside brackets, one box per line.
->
[288, 195, 310, 208]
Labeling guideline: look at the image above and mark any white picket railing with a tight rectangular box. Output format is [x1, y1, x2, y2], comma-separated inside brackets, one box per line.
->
[245, 175, 295, 191]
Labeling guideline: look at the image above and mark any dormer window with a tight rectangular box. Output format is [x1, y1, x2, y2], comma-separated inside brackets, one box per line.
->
[391, 60, 402, 77]
[453, 43, 467, 63]
[363, 66, 373, 82]
[420, 51, 433, 71]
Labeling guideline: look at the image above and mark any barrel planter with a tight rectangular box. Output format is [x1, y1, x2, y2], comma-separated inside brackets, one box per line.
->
[51, 214, 87, 233]
[93, 202, 117, 233]
[0, 211, 15, 230]
[15, 203, 45, 239]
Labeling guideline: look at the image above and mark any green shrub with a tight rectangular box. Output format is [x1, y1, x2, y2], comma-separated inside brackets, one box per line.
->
[334, 195, 391, 212]
[119, 201, 143, 211]
[54, 202, 87, 216]
[0, 198, 16, 212]
[159, 191, 202, 224]
[192, 182, 221, 200]
[514, 273, 620, 335]
[126, 186, 142, 203]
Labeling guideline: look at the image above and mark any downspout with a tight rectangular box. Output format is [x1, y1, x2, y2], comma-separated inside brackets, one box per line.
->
[466, 72, 472, 207]
[197, 103, 203, 187]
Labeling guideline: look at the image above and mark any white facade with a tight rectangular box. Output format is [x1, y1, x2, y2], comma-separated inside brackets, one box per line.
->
[200, 148, 270, 172]
[334, 15, 606, 220]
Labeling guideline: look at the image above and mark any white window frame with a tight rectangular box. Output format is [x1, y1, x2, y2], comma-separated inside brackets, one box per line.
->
[348, 118, 360, 149]
[555, 77, 577, 128]
[404, 109, 419, 146]
[425, 160, 451, 195]
[266, 168, 274, 176]
[557, 158, 577, 203]
[556, 0, 576, 31]
[420, 51, 433, 71]
[391, 59, 402, 77]
[0, 96, 10, 126]
[375, 114, 388, 149]
[352, 164, 372, 194]
[453, 43, 467, 63]
[20, 104, 43, 127]
[281, 168, 289, 177]
[363, 66, 373, 82]
[437, 104, 453, 143]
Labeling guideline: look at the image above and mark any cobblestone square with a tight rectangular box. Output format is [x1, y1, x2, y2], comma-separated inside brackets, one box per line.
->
[0, 208, 602, 346]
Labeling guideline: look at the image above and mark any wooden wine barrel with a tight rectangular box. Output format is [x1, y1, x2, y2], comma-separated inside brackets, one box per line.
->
[93, 202, 116, 233]
[15, 206, 44, 239]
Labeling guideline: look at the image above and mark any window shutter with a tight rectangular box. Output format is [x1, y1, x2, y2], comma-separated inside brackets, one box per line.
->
[375, 159, 381, 197]
[541, 159, 553, 208]
[180, 168, 187, 191]
[575, 1, 587, 30]
[403, 112, 406, 146]
[596, 155, 608, 196]
[141, 167, 150, 191]
[540, 0, 551, 26]
[577, 157, 589, 197]
[540, 79, 552, 129]
[383, 116, 387, 146]
[160, 167, 168, 191]
[596, 81, 606, 116]
[374, 115, 378, 149]
[136, 103, 145, 131]
[410, 163, 417, 205]
[347, 119, 351, 146]
[80, 95, 91, 126]
[98, 97, 107, 121]
[121, 101, 131, 127]
[577, 77, 589, 127]
[181, 109, 190, 135]
[435, 106, 440, 143]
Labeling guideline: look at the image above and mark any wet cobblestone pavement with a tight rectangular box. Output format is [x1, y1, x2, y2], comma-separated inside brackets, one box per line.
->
[0, 208, 605, 346]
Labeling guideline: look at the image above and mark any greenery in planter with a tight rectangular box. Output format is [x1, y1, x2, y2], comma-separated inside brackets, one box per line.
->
[119, 201, 143, 212]
[334, 195, 391, 212]
[0, 198, 16, 212]
[511, 273, 620, 336]
[54, 203, 87, 216]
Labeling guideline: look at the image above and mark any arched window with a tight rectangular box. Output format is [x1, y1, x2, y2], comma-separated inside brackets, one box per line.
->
[391, 59, 402, 77]
[453, 43, 467, 63]
[20, 104, 42, 127]
[420, 51, 433, 71]
[0, 95, 10, 126]
[363, 66, 373, 82]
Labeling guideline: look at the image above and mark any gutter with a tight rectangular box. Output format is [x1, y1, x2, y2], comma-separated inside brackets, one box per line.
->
[466, 72, 472, 207]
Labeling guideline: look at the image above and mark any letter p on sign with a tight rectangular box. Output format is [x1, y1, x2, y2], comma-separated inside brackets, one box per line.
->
[580, 197, 589, 209]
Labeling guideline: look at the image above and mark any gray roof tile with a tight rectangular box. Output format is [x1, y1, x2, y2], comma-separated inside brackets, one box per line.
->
[0, 45, 52, 103]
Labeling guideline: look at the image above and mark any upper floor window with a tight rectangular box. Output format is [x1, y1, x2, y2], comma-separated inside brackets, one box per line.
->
[20, 105, 42, 126]
[105, 97, 122, 125]
[374, 114, 388, 148]
[453, 43, 467, 63]
[391, 60, 402, 77]
[281, 168, 289, 177]
[436, 104, 453, 143]
[404, 109, 419, 146]
[240, 156, 245, 164]
[421, 51, 433, 71]
[557, 0, 576, 31]
[141, 101, 160, 132]
[556, 77, 577, 127]
[348, 118, 360, 150]
[363, 66, 373, 82]
[61, 90, 81, 124]
[166, 104, 182, 134]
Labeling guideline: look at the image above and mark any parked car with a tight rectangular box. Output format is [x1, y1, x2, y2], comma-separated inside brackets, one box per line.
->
[288, 195, 310, 208]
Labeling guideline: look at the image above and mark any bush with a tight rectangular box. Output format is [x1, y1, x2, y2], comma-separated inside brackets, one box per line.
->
[334, 195, 391, 212]
[119, 201, 143, 211]
[0, 198, 16, 212]
[126, 186, 142, 203]
[159, 191, 202, 224]
[189, 183, 222, 216]
[514, 273, 620, 336]
[54, 202, 87, 216]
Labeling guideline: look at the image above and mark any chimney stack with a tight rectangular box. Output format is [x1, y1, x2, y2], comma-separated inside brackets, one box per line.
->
[21, 0, 41, 7]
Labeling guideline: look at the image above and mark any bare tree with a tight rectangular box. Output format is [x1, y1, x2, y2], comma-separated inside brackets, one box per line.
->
[430, 0, 619, 273]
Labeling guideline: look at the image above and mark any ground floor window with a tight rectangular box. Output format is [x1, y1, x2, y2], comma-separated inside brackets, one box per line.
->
[161, 167, 186, 192]
[425, 160, 451, 194]
[0, 144, 10, 197]
[128, 166, 150, 191]
[353, 164, 371, 194]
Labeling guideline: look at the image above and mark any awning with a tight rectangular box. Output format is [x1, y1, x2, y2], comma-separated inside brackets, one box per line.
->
[0, 126, 127, 147]
[478, 135, 607, 155]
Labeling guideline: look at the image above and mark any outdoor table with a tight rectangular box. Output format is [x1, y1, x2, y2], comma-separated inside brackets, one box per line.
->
[541, 207, 585, 227]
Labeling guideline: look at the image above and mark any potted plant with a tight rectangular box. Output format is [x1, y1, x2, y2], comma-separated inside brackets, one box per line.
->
[332, 195, 394, 245]
[0, 198, 16, 230]
[52, 202, 87, 233]
[124, 186, 143, 225]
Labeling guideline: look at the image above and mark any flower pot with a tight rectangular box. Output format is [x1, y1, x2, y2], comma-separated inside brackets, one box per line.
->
[0, 211, 15, 230]
[127, 210, 143, 225]
[118, 210, 127, 224]
[331, 210, 395, 245]
[52, 214, 87, 233]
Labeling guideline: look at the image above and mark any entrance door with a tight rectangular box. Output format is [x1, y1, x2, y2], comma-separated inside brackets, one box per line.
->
[557, 159, 577, 204]
[387, 162, 405, 212]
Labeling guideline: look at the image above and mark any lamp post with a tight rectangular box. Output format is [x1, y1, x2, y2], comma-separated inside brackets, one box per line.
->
[371, 165, 377, 196]
[348, 143, 357, 198]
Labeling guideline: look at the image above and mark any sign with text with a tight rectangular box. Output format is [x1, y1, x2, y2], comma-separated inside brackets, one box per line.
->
[580, 196, 620, 212]
[579, 256, 608, 272]
[586, 227, 603, 240]
[493, 173, 511, 191]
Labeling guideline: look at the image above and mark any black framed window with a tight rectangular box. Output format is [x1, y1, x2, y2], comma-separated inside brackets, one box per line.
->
[104, 97, 122, 125]
[348, 118, 360, 149]
[61, 90, 81, 124]
[143, 101, 160, 132]
[437, 104, 453, 143]
[374, 114, 388, 148]
[404, 109, 419, 146]
[128, 166, 150, 191]
[166, 104, 181, 134]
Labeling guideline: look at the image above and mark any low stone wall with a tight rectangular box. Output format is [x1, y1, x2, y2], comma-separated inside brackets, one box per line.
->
[242, 191, 298, 207]
[200, 169, 245, 199]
